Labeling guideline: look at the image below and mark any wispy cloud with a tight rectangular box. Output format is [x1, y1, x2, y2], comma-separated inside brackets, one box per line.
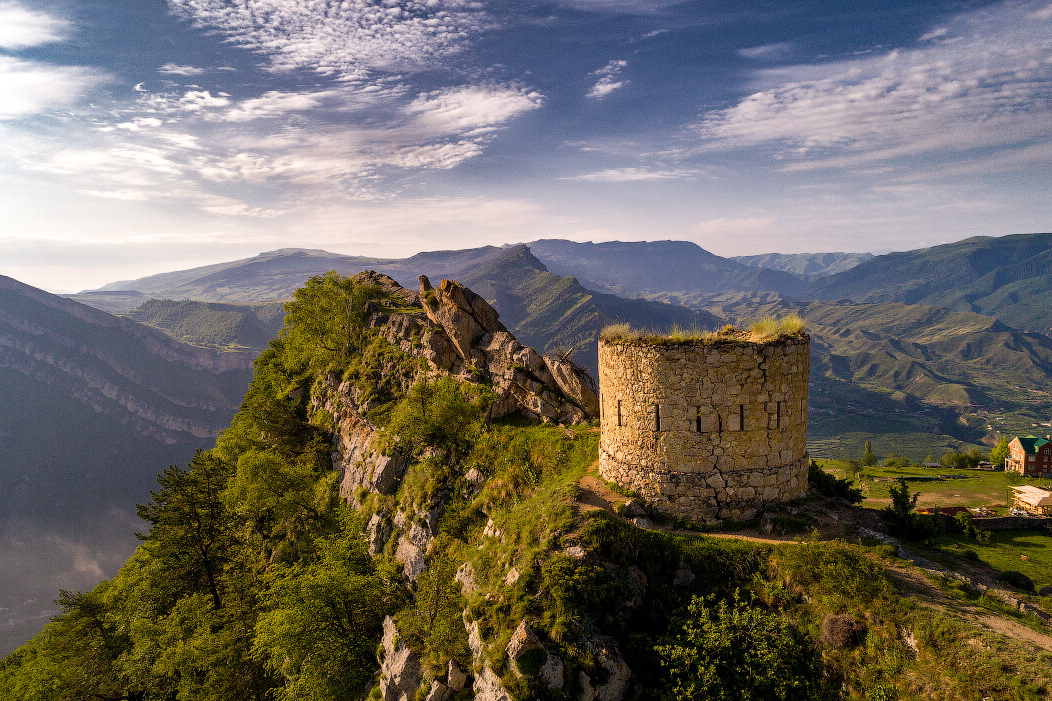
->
[565, 166, 701, 182]
[158, 62, 205, 76]
[167, 0, 490, 80]
[697, 0, 1052, 172]
[586, 59, 628, 99]
[556, 0, 683, 13]
[0, 2, 68, 49]
[0, 57, 100, 120]
[737, 42, 792, 60]
[405, 85, 544, 136]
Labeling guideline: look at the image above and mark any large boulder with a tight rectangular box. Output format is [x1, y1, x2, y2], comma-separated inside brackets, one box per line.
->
[420, 275, 506, 359]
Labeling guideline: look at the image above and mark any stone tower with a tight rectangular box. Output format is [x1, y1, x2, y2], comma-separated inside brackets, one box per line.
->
[598, 332, 809, 522]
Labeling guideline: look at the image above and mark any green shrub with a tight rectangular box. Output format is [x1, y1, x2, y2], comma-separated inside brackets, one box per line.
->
[808, 461, 863, 504]
[655, 591, 832, 701]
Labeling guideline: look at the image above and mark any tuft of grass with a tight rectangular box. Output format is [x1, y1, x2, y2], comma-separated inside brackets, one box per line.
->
[746, 313, 806, 341]
[600, 315, 805, 346]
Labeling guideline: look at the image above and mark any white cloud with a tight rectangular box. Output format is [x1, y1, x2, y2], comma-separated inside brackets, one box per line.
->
[566, 167, 701, 182]
[405, 85, 544, 136]
[158, 63, 205, 76]
[587, 59, 628, 99]
[697, 0, 1052, 171]
[0, 56, 99, 120]
[737, 42, 792, 60]
[166, 0, 490, 80]
[178, 90, 231, 112]
[0, 2, 68, 49]
[223, 90, 333, 122]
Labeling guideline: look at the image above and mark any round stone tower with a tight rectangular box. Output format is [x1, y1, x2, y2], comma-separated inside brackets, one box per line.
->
[598, 332, 809, 522]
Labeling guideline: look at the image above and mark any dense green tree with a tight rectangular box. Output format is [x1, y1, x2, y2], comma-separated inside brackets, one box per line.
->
[253, 513, 390, 701]
[989, 435, 1010, 468]
[136, 451, 238, 610]
[384, 377, 492, 458]
[861, 440, 877, 467]
[655, 591, 830, 701]
[279, 272, 383, 372]
[939, 447, 985, 469]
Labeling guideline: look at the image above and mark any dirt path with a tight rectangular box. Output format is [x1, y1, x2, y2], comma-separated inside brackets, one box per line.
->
[576, 473, 626, 514]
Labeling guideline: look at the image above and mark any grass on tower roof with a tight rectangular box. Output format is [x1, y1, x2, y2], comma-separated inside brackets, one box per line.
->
[599, 314, 806, 346]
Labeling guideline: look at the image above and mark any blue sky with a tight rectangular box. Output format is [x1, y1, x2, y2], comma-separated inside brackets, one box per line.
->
[2, 0, 1052, 291]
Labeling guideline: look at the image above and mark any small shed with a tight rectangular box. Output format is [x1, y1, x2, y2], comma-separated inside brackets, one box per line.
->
[1011, 485, 1052, 516]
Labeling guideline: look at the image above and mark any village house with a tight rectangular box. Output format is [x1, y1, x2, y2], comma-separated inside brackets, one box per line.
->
[1005, 435, 1052, 478]
[1011, 485, 1052, 516]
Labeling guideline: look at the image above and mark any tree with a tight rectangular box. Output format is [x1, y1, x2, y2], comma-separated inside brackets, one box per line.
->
[655, 591, 831, 701]
[253, 513, 390, 701]
[882, 477, 939, 541]
[861, 440, 877, 467]
[990, 435, 1010, 468]
[137, 451, 237, 610]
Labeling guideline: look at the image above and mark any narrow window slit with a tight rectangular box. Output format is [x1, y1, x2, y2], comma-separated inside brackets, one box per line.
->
[616, 399, 622, 427]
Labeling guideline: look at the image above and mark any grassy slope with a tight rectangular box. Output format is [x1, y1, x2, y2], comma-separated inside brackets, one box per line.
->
[808, 232, 1052, 332]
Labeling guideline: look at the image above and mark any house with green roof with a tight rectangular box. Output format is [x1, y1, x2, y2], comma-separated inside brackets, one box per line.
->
[1006, 435, 1052, 478]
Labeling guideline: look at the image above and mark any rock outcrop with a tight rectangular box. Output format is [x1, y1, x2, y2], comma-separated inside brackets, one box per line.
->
[379, 617, 423, 701]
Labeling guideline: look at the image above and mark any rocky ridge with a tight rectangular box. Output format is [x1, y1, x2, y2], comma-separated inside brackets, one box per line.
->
[312, 272, 599, 505]
[308, 272, 607, 701]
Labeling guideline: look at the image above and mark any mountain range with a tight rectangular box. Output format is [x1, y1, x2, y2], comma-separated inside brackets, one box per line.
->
[7, 231, 1052, 650]
[808, 233, 1052, 333]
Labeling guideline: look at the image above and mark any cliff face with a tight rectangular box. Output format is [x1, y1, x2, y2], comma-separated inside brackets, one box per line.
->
[0, 275, 255, 653]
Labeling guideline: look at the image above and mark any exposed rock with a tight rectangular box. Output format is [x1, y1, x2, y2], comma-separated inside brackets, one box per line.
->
[424, 681, 452, 701]
[482, 518, 504, 541]
[474, 665, 513, 701]
[672, 567, 695, 587]
[622, 499, 646, 518]
[394, 516, 434, 581]
[379, 617, 422, 701]
[367, 513, 392, 556]
[455, 562, 477, 595]
[578, 635, 631, 701]
[447, 660, 468, 692]
[564, 545, 586, 558]
[504, 566, 521, 587]
[540, 652, 565, 691]
[420, 276, 506, 359]
[506, 621, 545, 678]
[312, 374, 407, 500]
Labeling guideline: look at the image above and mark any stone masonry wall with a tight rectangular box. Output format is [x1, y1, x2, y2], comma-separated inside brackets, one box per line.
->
[598, 335, 809, 522]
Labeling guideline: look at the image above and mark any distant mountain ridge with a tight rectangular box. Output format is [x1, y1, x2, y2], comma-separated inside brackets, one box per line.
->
[528, 238, 808, 298]
[82, 247, 512, 307]
[807, 233, 1052, 332]
[732, 251, 873, 277]
[460, 246, 721, 373]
